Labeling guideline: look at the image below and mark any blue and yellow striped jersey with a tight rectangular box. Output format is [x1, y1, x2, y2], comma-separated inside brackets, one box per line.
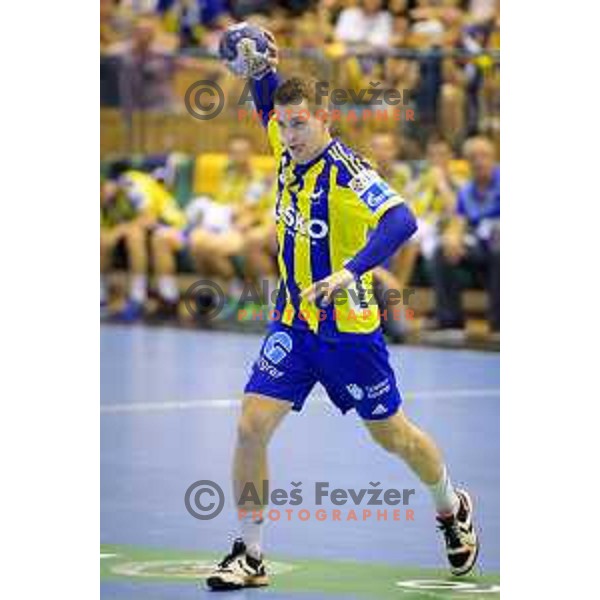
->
[268, 119, 405, 337]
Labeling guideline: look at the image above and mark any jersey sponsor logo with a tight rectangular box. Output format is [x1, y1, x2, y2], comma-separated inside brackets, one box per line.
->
[276, 204, 329, 239]
[362, 180, 396, 209]
[350, 170, 397, 210]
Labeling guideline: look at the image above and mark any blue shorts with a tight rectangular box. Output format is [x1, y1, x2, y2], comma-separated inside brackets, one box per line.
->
[244, 324, 402, 420]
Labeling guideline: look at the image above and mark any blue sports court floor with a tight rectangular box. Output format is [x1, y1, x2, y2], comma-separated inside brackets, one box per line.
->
[101, 324, 499, 599]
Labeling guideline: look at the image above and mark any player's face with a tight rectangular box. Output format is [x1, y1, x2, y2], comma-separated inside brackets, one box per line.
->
[371, 135, 397, 166]
[275, 100, 330, 164]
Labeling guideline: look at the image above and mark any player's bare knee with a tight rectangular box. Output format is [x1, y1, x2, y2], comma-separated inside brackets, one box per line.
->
[237, 410, 271, 448]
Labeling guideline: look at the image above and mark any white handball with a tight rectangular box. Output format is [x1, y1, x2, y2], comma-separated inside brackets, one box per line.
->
[218, 22, 272, 79]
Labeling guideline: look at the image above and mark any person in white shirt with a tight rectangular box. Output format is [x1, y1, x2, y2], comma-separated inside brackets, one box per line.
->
[334, 0, 393, 49]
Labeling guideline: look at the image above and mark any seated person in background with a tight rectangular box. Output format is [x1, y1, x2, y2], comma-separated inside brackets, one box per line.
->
[334, 0, 393, 50]
[367, 132, 414, 341]
[151, 135, 272, 319]
[101, 169, 186, 321]
[431, 135, 499, 333]
[368, 131, 412, 195]
[191, 135, 273, 310]
[409, 134, 466, 263]
[235, 181, 278, 311]
[372, 134, 464, 338]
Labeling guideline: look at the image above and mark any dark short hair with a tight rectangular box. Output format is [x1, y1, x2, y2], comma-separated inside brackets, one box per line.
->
[273, 76, 319, 109]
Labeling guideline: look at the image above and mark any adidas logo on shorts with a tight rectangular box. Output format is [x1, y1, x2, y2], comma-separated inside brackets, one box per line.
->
[371, 404, 388, 416]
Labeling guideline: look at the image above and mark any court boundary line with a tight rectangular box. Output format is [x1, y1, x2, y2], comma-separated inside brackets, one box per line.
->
[100, 388, 499, 414]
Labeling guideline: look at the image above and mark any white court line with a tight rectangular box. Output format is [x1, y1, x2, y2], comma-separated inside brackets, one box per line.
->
[100, 388, 499, 414]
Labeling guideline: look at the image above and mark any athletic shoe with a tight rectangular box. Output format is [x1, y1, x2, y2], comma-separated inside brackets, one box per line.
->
[206, 538, 268, 591]
[436, 488, 479, 576]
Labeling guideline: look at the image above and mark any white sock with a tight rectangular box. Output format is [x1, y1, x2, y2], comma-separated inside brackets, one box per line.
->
[100, 275, 108, 305]
[157, 275, 179, 303]
[239, 510, 264, 559]
[428, 466, 460, 516]
[130, 274, 147, 304]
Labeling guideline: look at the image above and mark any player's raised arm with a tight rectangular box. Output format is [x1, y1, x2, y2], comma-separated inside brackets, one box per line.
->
[218, 24, 280, 128]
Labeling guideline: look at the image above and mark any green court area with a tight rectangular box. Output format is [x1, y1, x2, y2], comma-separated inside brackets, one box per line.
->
[101, 544, 499, 599]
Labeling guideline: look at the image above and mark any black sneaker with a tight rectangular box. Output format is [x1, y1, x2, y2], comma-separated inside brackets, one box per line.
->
[206, 538, 269, 591]
[436, 488, 479, 576]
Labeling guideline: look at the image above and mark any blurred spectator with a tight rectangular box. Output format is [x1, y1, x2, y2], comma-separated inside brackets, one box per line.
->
[101, 0, 121, 53]
[369, 131, 412, 196]
[229, 0, 277, 20]
[468, 0, 498, 24]
[409, 134, 466, 260]
[190, 136, 273, 305]
[118, 15, 177, 113]
[101, 169, 186, 321]
[334, 0, 393, 49]
[439, 55, 466, 148]
[157, 0, 230, 49]
[431, 136, 499, 332]
[367, 131, 414, 341]
[152, 135, 272, 320]
[373, 134, 465, 339]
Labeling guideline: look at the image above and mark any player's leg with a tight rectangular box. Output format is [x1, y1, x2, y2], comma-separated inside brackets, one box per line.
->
[365, 408, 445, 484]
[316, 331, 478, 576]
[207, 326, 316, 591]
[207, 394, 290, 591]
[365, 408, 479, 576]
[233, 394, 291, 549]
[149, 226, 183, 321]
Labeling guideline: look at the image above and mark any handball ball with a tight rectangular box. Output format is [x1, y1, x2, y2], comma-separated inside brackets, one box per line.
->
[219, 22, 270, 79]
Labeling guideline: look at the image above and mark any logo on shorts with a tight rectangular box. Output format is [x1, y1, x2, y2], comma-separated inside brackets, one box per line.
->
[263, 332, 293, 365]
[346, 384, 365, 401]
[371, 404, 388, 416]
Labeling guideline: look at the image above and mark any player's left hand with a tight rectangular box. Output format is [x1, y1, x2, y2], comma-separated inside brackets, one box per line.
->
[301, 268, 355, 306]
